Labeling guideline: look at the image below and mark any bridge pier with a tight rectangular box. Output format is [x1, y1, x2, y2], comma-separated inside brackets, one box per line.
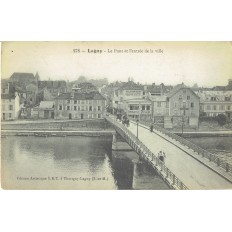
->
[112, 132, 133, 151]
[132, 160, 170, 190]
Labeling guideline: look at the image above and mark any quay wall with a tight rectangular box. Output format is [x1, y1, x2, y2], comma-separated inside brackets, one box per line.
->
[1, 119, 113, 131]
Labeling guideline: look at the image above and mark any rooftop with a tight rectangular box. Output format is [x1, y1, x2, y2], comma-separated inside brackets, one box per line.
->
[56, 92, 106, 100]
[38, 101, 55, 109]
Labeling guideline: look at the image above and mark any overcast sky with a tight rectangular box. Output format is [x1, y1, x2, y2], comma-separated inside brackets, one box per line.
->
[2, 41, 232, 87]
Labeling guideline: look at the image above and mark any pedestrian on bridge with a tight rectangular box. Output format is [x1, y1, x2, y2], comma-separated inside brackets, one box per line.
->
[158, 151, 166, 163]
[150, 123, 154, 132]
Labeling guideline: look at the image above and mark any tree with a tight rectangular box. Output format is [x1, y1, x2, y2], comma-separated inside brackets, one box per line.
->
[217, 114, 227, 126]
[77, 76, 88, 83]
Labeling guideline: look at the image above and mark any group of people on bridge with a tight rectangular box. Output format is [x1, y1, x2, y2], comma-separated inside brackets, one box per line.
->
[116, 113, 130, 127]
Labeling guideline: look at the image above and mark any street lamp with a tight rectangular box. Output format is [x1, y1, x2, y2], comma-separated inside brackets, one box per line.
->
[136, 118, 139, 138]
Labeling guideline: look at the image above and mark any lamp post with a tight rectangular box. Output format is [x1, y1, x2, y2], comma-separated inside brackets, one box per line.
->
[136, 118, 139, 138]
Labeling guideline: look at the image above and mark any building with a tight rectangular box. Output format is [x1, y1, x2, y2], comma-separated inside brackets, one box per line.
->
[197, 90, 232, 120]
[112, 81, 144, 111]
[9, 72, 39, 88]
[9, 72, 40, 106]
[122, 98, 152, 120]
[145, 83, 173, 96]
[148, 84, 200, 128]
[1, 81, 20, 120]
[166, 84, 200, 128]
[54, 91, 106, 120]
[76, 82, 98, 93]
[38, 101, 55, 119]
[37, 80, 67, 101]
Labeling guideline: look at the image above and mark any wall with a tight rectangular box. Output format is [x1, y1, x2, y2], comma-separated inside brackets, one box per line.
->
[54, 99, 106, 120]
[2, 119, 113, 131]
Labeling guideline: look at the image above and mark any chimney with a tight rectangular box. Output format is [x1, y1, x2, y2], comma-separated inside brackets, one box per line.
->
[152, 83, 156, 87]
[160, 83, 164, 95]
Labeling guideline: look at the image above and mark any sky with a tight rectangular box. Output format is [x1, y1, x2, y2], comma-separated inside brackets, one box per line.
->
[1, 41, 232, 87]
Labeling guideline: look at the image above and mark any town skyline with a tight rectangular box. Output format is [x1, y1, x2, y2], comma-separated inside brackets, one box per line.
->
[2, 42, 232, 87]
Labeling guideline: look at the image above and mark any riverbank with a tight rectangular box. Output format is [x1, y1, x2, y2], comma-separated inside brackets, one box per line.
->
[1, 118, 113, 131]
[174, 131, 232, 138]
[1, 129, 115, 137]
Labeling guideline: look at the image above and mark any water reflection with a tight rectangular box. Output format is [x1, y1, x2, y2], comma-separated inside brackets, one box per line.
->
[1, 136, 170, 190]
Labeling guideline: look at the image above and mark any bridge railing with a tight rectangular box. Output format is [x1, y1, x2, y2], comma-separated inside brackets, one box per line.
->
[136, 119, 232, 174]
[105, 116, 188, 190]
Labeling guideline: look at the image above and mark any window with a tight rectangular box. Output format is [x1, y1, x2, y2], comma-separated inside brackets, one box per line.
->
[166, 102, 169, 108]
[67, 106, 70, 110]
[98, 106, 101, 111]
[211, 97, 216, 101]
[9, 113, 12, 118]
[157, 102, 161, 107]
[213, 105, 217, 111]
[228, 106, 231, 110]
[89, 106, 92, 111]
[219, 105, 224, 110]
[9, 105, 13, 110]
[67, 100, 70, 104]
[142, 105, 145, 110]
[206, 105, 211, 110]
[191, 102, 194, 108]
[225, 97, 230, 101]
[98, 114, 101, 118]
[81, 106, 85, 111]
[187, 96, 190, 100]
[179, 95, 182, 100]
[74, 106, 77, 110]
[59, 105, 62, 110]
[78, 106, 81, 111]
[129, 105, 139, 110]
[74, 100, 77, 104]
[146, 106, 150, 110]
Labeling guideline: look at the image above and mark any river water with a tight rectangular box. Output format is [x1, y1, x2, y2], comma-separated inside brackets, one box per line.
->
[1, 136, 170, 190]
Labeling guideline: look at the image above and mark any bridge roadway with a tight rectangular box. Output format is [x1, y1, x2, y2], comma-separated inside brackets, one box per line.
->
[109, 117, 232, 189]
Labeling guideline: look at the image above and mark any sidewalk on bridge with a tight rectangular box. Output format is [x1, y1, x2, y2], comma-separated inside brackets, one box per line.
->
[133, 121, 232, 184]
[122, 119, 232, 189]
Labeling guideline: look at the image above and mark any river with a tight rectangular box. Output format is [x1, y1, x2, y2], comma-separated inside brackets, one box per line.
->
[1, 136, 170, 190]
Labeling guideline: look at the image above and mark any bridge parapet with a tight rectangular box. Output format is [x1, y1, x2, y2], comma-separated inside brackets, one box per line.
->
[105, 116, 188, 190]
[137, 119, 232, 175]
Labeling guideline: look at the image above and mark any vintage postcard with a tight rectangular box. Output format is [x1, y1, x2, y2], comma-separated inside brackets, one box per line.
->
[1, 41, 232, 190]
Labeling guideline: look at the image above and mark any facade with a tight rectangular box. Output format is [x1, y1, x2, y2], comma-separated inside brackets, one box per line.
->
[167, 85, 200, 128]
[148, 84, 200, 128]
[1, 82, 20, 120]
[54, 91, 106, 120]
[122, 98, 152, 120]
[112, 81, 144, 111]
[38, 101, 55, 119]
[197, 90, 232, 120]
[37, 80, 67, 101]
